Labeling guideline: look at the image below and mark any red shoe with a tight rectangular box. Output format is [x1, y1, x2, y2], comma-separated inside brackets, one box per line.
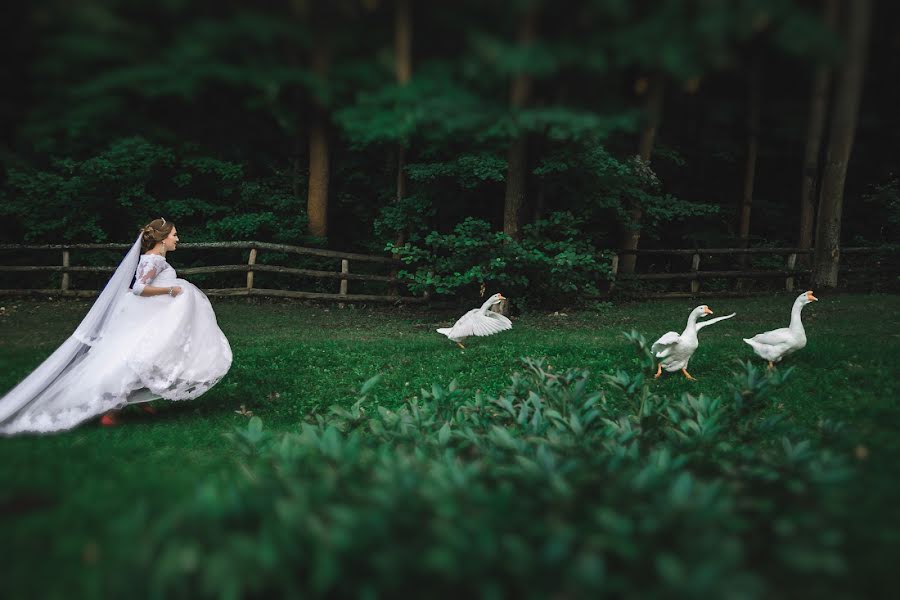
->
[100, 413, 119, 426]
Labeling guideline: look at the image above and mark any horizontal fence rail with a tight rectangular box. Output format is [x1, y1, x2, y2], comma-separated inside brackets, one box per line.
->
[612, 247, 881, 255]
[0, 241, 424, 303]
[0, 242, 893, 301]
[605, 246, 893, 298]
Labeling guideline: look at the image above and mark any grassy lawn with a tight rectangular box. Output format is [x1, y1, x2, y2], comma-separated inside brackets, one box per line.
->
[1, 293, 898, 597]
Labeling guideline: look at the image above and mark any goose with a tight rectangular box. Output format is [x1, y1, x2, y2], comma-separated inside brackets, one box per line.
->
[437, 293, 512, 349]
[744, 291, 817, 368]
[652, 305, 736, 380]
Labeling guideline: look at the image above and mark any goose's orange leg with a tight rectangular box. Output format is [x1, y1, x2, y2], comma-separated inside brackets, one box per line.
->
[456, 342, 466, 350]
[654, 363, 662, 379]
[681, 368, 697, 381]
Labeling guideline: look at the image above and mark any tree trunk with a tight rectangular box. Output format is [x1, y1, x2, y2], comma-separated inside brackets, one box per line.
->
[394, 0, 412, 214]
[618, 73, 664, 274]
[502, 5, 537, 241]
[637, 76, 664, 163]
[394, 0, 412, 85]
[798, 0, 839, 267]
[533, 178, 546, 223]
[307, 114, 329, 238]
[307, 42, 330, 239]
[388, 0, 413, 294]
[813, 0, 871, 288]
[737, 54, 762, 274]
[292, 142, 303, 201]
[504, 135, 529, 240]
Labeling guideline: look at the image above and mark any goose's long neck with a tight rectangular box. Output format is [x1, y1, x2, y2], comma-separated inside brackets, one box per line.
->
[479, 298, 495, 313]
[789, 300, 806, 333]
[682, 311, 701, 338]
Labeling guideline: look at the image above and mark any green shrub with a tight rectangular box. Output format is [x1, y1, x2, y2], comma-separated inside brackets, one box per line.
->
[118, 334, 851, 599]
[0, 136, 308, 246]
[389, 211, 612, 308]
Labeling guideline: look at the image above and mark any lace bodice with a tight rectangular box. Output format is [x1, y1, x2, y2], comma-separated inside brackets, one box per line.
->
[132, 254, 177, 295]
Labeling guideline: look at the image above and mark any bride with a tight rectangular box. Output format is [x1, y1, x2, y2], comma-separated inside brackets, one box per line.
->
[0, 218, 233, 434]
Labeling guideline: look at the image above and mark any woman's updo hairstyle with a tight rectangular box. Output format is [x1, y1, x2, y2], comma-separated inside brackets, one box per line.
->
[140, 218, 174, 253]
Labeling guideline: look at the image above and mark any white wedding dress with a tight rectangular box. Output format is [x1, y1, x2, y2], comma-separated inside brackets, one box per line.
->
[0, 236, 232, 434]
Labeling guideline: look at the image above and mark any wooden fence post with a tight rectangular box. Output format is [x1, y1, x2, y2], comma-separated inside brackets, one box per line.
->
[690, 252, 700, 295]
[247, 248, 257, 289]
[61, 250, 70, 291]
[340, 259, 349, 295]
[785, 253, 796, 291]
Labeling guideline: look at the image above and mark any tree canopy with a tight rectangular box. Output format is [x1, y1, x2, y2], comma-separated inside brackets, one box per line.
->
[1, 0, 896, 284]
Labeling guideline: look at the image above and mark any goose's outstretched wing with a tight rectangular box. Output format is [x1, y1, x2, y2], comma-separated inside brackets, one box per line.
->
[696, 312, 736, 331]
[449, 310, 512, 339]
[651, 332, 681, 357]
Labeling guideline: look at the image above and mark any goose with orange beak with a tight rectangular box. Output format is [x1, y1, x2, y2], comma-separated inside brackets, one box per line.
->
[437, 293, 512, 349]
[652, 305, 736, 381]
[744, 291, 817, 368]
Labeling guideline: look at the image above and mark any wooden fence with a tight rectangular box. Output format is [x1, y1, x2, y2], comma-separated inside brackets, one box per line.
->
[606, 246, 892, 298]
[0, 242, 892, 301]
[0, 241, 426, 303]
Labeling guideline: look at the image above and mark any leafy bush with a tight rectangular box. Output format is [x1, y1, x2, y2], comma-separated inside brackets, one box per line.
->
[0, 136, 307, 245]
[388, 211, 612, 308]
[373, 193, 436, 246]
[534, 144, 719, 241]
[118, 334, 851, 599]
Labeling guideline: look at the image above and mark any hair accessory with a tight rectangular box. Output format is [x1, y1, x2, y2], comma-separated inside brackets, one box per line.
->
[159, 217, 166, 226]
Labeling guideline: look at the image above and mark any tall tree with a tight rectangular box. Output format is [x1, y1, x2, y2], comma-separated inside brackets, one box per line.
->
[798, 0, 839, 265]
[619, 72, 664, 274]
[813, 0, 871, 287]
[737, 52, 762, 273]
[394, 0, 412, 240]
[307, 36, 331, 239]
[502, 3, 538, 241]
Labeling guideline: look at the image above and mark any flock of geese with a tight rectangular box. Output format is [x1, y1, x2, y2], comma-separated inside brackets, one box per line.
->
[437, 291, 819, 380]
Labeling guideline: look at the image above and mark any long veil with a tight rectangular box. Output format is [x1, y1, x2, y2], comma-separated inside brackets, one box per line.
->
[0, 234, 143, 431]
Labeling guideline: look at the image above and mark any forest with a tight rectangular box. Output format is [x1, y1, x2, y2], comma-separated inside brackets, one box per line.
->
[1, 0, 896, 304]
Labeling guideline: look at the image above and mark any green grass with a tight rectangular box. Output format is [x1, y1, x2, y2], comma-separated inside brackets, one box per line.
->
[1, 293, 899, 598]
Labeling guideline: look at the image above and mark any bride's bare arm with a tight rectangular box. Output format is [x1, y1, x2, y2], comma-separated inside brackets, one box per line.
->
[139, 285, 182, 297]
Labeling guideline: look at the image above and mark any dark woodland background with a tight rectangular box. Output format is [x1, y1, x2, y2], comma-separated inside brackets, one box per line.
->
[0, 0, 896, 298]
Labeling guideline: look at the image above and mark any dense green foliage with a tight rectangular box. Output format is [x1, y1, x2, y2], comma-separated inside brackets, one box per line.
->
[2, 0, 897, 255]
[124, 350, 850, 598]
[2, 136, 306, 244]
[1, 295, 898, 597]
[392, 212, 612, 305]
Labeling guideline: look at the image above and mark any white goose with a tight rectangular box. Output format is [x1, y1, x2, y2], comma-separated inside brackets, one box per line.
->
[652, 305, 736, 380]
[437, 293, 512, 349]
[744, 290, 817, 368]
